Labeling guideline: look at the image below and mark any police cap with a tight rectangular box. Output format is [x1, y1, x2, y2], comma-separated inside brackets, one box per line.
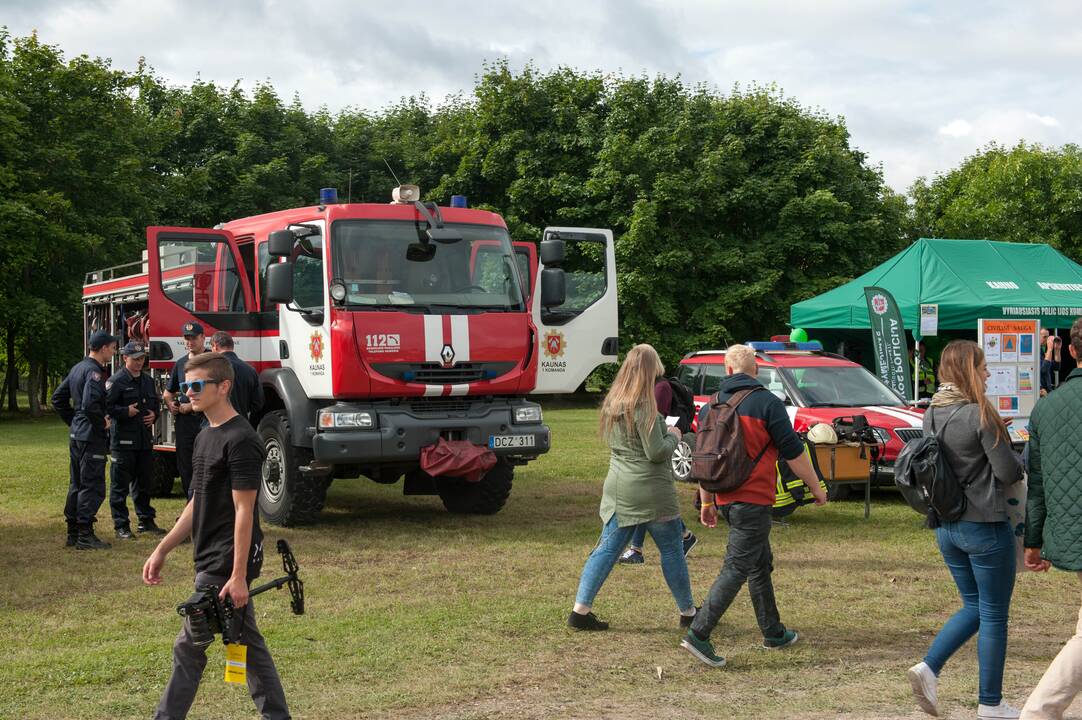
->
[88, 330, 118, 350]
[120, 341, 147, 358]
[181, 321, 205, 337]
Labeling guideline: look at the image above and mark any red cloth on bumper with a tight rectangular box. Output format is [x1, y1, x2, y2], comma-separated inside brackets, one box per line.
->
[420, 438, 497, 482]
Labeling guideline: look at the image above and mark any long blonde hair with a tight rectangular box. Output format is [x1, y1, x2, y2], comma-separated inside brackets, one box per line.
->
[938, 340, 1007, 446]
[599, 344, 664, 440]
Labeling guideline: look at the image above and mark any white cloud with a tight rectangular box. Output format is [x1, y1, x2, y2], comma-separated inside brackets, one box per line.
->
[939, 120, 973, 138]
[3, 0, 1082, 192]
[1026, 112, 1060, 127]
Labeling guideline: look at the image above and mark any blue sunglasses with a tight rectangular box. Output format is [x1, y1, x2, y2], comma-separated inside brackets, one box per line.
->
[179, 379, 220, 394]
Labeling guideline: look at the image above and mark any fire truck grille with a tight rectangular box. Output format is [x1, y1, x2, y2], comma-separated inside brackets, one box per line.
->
[408, 398, 473, 414]
[371, 362, 516, 385]
[895, 428, 924, 443]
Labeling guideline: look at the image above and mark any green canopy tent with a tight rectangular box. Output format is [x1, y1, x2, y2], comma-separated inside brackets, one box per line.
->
[791, 238, 1082, 332]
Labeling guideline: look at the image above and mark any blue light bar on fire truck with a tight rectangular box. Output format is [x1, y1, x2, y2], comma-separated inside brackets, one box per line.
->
[746, 341, 823, 352]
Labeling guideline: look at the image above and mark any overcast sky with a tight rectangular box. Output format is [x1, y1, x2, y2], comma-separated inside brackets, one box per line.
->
[4, 0, 1080, 192]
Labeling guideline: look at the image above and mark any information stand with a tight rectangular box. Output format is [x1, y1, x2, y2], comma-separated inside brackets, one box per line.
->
[977, 319, 1040, 444]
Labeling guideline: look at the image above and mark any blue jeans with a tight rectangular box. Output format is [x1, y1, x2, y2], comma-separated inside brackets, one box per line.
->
[925, 520, 1016, 706]
[629, 518, 689, 550]
[575, 515, 694, 612]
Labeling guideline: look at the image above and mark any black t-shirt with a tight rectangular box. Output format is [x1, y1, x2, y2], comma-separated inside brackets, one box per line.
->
[191, 415, 265, 580]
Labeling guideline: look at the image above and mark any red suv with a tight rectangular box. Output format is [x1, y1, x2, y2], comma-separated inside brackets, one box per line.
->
[672, 342, 923, 496]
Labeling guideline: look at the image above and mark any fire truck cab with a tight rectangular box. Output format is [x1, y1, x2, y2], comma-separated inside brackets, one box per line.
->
[82, 187, 618, 524]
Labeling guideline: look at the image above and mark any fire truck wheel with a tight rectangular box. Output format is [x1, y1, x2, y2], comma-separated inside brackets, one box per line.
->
[436, 459, 513, 515]
[258, 411, 329, 526]
[151, 452, 178, 497]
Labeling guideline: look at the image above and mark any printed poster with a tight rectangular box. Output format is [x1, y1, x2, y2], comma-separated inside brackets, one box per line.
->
[987, 366, 1017, 396]
[1019, 369, 1034, 393]
[998, 396, 1021, 417]
[1019, 333, 1034, 360]
[1002, 334, 1018, 362]
[984, 333, 1001, 361]
[919, 304, 939, 336]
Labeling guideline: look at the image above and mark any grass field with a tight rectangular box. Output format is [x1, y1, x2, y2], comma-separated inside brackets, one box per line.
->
[1, 405, 1079, 720]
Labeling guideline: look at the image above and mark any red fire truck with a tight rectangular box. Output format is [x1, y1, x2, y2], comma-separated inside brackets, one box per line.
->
[82, 186, 618, 524]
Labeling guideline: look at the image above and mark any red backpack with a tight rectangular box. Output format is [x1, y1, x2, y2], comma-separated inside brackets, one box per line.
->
[691, 388, 769, 493]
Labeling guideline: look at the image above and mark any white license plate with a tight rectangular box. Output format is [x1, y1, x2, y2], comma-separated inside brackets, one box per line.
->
[489, 434, 535, 449]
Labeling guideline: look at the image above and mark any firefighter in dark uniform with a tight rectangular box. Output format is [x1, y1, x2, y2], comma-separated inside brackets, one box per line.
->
[106, 341, 167, 538]
[210, 330, 264, 426]
[51, 329, 117, 549]
[163, 322, 206, 499]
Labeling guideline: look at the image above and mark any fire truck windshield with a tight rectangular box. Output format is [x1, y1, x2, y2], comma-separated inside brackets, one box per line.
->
[331, 220, 527, 312]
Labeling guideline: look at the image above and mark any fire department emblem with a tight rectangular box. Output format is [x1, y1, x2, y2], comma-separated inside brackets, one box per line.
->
[870, 294, 889, 315]
[440, 343, 455, 367]
[309, 331, 324, 362]
[544, 331, 565, 358]
[184, 322, 194, 333]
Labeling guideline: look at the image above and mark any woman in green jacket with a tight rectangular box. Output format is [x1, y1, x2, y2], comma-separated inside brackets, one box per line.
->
[568, 344, 696, 631]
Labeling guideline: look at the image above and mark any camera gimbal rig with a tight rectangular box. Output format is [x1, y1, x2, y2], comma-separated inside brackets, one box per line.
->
[177, 539, 305, 646]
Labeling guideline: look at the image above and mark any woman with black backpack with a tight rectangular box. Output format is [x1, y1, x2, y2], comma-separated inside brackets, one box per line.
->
[907, 340, 1024, 719]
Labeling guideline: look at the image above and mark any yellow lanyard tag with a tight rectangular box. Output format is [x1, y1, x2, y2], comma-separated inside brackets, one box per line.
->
[224, 643, 248, 684]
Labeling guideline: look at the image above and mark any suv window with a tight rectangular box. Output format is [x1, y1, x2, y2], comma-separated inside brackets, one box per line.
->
[701, 363, 783, 400]
[675, 363, 703, 394]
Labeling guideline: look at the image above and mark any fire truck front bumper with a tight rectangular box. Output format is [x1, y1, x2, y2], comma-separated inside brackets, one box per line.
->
[311, 397, 551, 465]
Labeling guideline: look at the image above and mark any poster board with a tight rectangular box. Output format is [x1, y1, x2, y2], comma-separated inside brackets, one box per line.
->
[978, 319, 1039, 444]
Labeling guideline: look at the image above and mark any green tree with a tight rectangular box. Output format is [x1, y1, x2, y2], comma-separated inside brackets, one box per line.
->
[910, 142, 1082, 259]
[0, 32, 155, 414]
[593, 81, 907, 363]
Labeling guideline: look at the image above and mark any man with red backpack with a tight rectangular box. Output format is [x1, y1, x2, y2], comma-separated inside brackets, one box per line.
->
[681, 344, 827, 667]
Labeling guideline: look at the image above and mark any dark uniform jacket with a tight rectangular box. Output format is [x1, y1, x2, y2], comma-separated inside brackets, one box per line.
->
[168, 354, 204, 432]
[51, 357, 109, 443]
[106, 369, 160, 451]
[223, 350, 264, 423]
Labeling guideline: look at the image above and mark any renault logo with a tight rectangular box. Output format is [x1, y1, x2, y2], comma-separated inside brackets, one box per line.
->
[440, 344, 455, 367]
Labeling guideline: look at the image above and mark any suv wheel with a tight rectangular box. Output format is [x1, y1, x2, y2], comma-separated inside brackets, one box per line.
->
[672, 432, 695, 482]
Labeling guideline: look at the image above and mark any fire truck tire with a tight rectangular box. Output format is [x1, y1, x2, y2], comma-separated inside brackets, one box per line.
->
[152, 452, 178, 497]
[258, 411, 329, 526]
[436, 460, 513, 515]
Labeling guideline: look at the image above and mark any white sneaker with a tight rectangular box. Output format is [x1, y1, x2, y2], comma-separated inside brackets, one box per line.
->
[907, 661, 939, 717]
[977, 701, 1021, 719]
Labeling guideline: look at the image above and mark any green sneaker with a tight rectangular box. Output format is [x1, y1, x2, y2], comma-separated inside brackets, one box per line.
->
[763, 629, 799, 650]
[681, 631, 726, 667]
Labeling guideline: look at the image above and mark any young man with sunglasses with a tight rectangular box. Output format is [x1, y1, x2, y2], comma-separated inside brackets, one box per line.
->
[143, 352, 290, 720]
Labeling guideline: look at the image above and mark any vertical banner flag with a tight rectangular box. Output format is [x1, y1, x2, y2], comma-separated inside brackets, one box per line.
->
[864, 286, 912, 402]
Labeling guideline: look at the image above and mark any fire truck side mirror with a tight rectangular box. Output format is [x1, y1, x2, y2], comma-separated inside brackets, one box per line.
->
[268, 230, 295, 258]
[426, 226, 463, 244]
[540, 238, 565, 267]
[265, 262, 294, 304]
[540, 267, 566, 308]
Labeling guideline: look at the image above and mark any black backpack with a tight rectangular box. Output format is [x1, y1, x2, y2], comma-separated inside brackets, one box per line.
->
[894, 405, 967, 526]
[665, 378, 696, 433]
